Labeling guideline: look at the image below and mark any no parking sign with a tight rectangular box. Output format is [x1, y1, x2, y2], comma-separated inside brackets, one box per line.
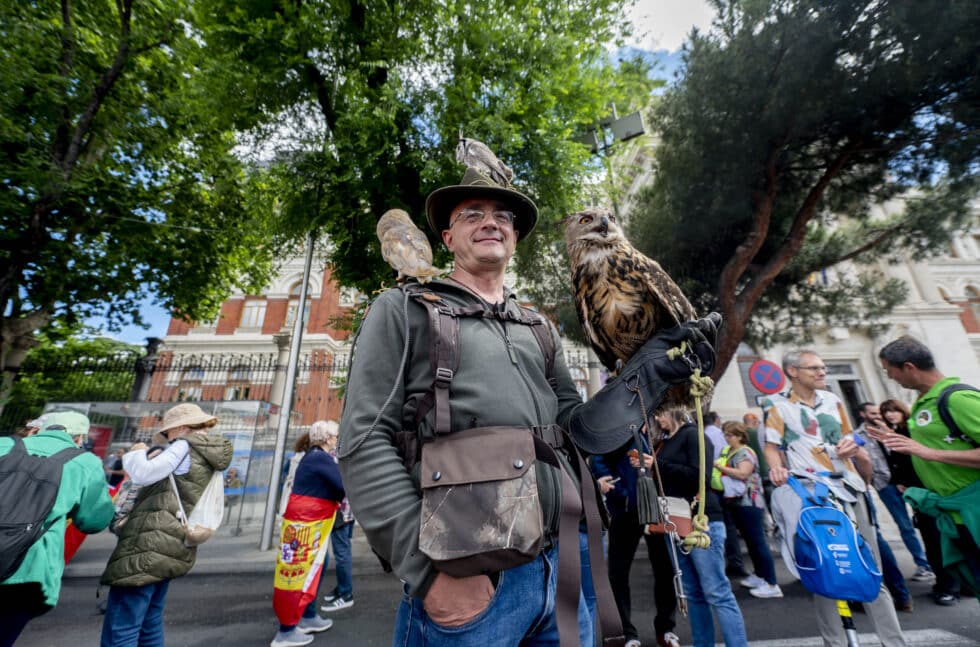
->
[748, 359, 785, 394]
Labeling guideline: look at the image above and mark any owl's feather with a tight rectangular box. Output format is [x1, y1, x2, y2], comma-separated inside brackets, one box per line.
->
[565, 208, 696, 377]
[377, 209, 442, 283]
[456, 137, 513, 186]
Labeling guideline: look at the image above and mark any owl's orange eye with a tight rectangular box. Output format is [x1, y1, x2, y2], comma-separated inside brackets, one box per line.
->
[579, 215, 593, 225]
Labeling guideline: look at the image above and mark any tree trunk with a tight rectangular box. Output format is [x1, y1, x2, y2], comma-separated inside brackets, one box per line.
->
[0, 311, 51, 417]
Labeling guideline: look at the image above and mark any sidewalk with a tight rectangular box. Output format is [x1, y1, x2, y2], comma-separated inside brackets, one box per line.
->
[63, 522, 382, 579]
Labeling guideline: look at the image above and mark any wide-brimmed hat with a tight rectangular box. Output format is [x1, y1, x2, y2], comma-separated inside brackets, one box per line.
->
[160, 403, 217, 433]
[425, 167, 538, 241]
[42, 411, 90, 438]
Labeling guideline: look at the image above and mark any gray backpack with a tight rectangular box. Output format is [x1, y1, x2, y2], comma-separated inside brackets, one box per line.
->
[0, 437, 82, 580]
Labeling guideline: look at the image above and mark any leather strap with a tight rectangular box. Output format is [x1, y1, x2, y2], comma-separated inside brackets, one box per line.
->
[564, 432, 626, 647]
[533, 437, 582, 647]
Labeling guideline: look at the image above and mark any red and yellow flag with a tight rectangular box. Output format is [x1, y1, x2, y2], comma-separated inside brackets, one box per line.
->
[272, 494, 339, 626]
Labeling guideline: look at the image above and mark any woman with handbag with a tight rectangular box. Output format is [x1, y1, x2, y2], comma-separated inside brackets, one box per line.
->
[270, 420, 345, 647]
[632, 407, 747, 647]
[100, 403, 233, 647]
[717, 421, 782, 599]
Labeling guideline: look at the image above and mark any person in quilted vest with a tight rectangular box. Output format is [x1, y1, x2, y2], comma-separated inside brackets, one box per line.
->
[100, 404, 232, 647]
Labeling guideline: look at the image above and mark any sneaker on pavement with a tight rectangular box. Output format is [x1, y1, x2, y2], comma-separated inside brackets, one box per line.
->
[270, 628, 314, 647]
[933, 592, 959, 606]
[297, 616, 334, 634]
[911, 566, 936, 582]
[740, 574, 767, 589]
[657, 632, 681, 647]
[322, 588, 340, 604]
[625, 640, 642, 647]
[321, 594, 354, 612]
[749, 583, 784, 599]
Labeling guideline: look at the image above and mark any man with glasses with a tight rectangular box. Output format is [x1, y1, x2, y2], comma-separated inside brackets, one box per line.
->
[762, 350, 907, 647]
[339, 163, 719, 647]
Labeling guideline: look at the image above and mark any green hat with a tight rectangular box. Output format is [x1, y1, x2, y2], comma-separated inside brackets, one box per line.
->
[425, 167, 538, 241]
[42, 411, 91, 438]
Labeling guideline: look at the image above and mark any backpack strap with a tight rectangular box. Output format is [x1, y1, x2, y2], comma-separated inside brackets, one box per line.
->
[936, 383, 980, 448]
[787, 475, 828, 506]
[402, 284, 460, 436]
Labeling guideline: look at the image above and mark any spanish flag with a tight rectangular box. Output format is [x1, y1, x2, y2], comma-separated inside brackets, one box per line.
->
[272, 493, 339, 626]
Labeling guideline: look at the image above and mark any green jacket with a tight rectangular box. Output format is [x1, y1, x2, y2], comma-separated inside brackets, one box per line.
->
[101, 434, 232, 587]
[904, 479, 980, 598]
[338, 281, 585, 598]
[0, 429, 114, 606]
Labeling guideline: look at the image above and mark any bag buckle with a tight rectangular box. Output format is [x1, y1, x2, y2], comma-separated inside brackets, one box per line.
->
[434, 367, 453, 387]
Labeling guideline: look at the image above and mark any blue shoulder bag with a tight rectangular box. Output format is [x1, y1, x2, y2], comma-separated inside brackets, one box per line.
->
[786, 476, 883, 602]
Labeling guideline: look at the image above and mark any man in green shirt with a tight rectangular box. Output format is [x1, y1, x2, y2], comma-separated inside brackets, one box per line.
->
[874, 335, 980, 596]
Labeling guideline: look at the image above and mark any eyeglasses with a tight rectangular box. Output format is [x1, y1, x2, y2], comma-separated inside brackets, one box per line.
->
[452, 208, 516, 227]
[795, 365, 828, 373]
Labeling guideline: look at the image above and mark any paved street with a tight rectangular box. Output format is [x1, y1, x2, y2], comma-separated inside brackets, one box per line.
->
[15, 524, 980, 647]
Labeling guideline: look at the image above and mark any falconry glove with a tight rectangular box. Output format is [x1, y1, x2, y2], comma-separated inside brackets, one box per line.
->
[568, 313, 720, 455]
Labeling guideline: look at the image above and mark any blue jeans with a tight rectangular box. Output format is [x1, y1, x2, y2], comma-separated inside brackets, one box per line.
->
[331, 522, 354, 597]
[729, 504, 777, 585]
[101, 580, 171, 647]
[392, 542, 593, 647]
[877, 484, 930, 569]
[676, 521, 748, 647]
[877, 530, 910, 605]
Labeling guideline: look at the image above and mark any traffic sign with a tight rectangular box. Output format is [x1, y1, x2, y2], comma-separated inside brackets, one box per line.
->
[749, 359, 785, 394]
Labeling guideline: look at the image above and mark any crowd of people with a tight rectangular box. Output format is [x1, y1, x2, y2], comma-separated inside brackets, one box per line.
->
[0, 155, 977, 647]
[0, 405, 357, 647]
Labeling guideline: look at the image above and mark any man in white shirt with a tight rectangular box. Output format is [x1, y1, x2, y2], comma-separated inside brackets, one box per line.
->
[763, 349, 906, 647]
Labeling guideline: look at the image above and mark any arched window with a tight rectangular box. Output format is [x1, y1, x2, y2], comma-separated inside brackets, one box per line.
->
[285, 282, 313, 328]
[967, 286, 980, 323]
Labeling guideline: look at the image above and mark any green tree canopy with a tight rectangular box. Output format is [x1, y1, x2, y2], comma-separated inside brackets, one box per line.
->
[194, 0, 650, 295]
[629, 0, 979, 376]
[1, 1, 278, 404]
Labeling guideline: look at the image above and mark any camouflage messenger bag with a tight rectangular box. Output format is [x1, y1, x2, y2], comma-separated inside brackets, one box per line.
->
[419, 425, 545, 576]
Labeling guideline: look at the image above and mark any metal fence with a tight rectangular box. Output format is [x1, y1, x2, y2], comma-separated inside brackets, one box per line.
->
[3, 342, 596, 432]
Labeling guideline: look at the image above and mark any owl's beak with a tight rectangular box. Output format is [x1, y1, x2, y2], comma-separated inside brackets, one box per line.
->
[597, 215, 609, 237]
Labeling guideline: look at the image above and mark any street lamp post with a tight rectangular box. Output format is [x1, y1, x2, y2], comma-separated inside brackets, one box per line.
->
[260, 229, 316, 551]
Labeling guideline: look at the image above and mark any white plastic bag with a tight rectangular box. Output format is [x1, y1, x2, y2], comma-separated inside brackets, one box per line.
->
[170, 471, 224, 546]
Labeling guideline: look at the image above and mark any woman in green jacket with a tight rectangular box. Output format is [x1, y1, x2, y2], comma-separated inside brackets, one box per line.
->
[100, 404, 232, 647]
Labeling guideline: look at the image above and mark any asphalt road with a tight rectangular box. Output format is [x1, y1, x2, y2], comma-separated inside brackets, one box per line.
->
[16, 556, 980, 646]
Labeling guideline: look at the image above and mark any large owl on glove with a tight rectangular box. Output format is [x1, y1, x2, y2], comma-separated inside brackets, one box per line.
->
[565, 208, 697, 373]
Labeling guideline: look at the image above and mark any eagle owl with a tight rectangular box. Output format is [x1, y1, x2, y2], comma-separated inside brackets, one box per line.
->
[377, 209, 442, 283]
[565, 208, 697, 374]
[456, 136, 514, 186]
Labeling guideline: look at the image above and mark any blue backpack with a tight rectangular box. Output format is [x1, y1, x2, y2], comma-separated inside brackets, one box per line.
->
[786, 476, 883, 602]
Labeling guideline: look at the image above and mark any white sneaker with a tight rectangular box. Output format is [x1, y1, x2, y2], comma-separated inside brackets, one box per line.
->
[749, 583, 784, 598]
[911, 566, 936, 582]
[297, 616, 333, 634]
[625, 640, 642, 647]
[739, 574, 767, 589]
[270, 628, 314, 647]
